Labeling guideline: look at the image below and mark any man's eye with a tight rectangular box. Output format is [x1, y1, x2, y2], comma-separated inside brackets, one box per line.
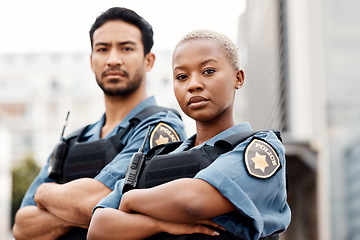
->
[96, 48, 107, 52]
[203, 69, 215, 75]
[123, 47, 133, 51]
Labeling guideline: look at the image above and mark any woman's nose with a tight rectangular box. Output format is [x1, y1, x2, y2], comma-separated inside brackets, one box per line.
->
[187, 75, 203, 93]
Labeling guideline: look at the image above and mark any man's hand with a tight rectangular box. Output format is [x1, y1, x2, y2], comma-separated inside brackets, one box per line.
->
[12, 206, 72, 240]
[34, 178, 112, 226]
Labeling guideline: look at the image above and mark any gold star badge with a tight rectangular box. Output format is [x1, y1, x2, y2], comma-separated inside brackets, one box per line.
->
[149, 122, 181, 148]
[155, 135, 169, 145]
[251, 152, 269, 172]
[244, 138, 281, 178]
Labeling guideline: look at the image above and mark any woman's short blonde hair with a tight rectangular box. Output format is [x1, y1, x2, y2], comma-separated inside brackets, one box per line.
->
[174, 29, 240, 70]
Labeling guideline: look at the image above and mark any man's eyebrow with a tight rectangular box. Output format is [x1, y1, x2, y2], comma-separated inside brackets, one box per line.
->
[94, 41, 137, 47]
[118, 41, 137, 46]
[94, 42, 110, 47]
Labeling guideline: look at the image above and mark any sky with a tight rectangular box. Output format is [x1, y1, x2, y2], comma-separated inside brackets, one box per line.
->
[0, 0, 246, 54]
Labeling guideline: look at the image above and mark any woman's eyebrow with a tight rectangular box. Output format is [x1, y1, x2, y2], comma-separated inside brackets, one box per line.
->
[199, 59, 218, 67]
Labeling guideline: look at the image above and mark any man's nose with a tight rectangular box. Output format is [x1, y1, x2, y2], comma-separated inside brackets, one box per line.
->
[106, 49, 123, 66]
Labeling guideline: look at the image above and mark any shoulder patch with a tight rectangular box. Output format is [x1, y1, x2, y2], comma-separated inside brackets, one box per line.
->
[149, 122, 180, 148]
[244, 138, 281, 179]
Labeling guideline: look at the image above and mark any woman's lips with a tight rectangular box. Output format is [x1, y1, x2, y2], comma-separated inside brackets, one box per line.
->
[188, 96, 209, 109]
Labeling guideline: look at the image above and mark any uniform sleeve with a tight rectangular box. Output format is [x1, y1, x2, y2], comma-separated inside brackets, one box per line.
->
[94, 111, 186, 191]
[194, 131, 291, 239]
[93, 179, 124, 214]
[20, 156, 56, 207]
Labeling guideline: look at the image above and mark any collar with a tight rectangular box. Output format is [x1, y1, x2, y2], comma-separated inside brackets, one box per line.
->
[83, 96, 157, 140]
[176, 122, 252, 151]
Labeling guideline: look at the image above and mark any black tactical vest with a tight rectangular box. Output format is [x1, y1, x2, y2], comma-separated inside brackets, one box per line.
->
[135, 130, 282, 240]
[53, 106, 179, 240]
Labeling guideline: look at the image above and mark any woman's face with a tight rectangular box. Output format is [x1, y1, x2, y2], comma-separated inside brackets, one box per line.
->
[172, 39, 244, 123]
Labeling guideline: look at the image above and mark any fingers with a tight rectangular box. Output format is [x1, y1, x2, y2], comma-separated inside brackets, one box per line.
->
[196, 219, 226, 231]
[191, 224, 220, 236]
[160, 219, 227, 236]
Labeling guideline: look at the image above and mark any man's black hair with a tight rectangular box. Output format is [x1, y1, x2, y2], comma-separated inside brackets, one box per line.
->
[89, 7, 154, 55]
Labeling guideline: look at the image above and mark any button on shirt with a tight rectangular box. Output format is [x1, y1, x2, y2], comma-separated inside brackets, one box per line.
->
[94, 123, 290, 239]
[20, 96, 186, 207]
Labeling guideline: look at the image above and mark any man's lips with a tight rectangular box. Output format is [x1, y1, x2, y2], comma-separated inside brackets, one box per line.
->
[102, 70, 127, 78]
[188, 96, 209, 108]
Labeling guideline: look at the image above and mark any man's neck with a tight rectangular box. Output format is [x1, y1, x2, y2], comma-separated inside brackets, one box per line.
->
[101, 90, 148, 138]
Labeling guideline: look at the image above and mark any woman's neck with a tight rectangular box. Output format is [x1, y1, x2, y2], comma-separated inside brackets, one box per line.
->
[194, 117, 235, 146]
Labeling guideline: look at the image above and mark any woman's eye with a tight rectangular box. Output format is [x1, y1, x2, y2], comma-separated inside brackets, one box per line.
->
[176, 74, 188, 81]
[203, 69, 215, 75]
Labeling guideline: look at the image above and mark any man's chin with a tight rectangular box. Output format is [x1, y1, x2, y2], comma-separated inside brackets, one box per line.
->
[102, 87, 136, 97]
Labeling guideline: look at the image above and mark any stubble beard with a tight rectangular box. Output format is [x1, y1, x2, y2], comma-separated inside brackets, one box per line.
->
[96, 71, 144, 97]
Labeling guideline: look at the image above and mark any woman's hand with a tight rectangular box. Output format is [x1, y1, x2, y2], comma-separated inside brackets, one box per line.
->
[159, 219, 226, 236]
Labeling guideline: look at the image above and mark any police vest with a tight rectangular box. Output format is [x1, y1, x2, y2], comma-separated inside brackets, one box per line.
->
[136, 130, 282, 240]
[52, 106, 180, 240]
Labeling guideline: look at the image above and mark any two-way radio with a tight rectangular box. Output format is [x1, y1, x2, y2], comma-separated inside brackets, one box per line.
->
[122, 126, 152, 193]
[48, 111, 70, 179]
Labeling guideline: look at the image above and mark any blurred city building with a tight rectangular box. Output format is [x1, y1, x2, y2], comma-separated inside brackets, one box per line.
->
[236, 0, 360, 240]
[0, 127, 12, 239]
[0, 52, 102, 165]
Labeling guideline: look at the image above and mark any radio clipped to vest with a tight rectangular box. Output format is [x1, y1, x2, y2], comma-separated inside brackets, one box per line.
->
[48, 111, 70, 180]
[123, 126, 152, 193]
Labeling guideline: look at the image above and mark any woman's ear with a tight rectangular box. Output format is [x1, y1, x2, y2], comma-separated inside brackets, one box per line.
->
[235, 70, 245, 89]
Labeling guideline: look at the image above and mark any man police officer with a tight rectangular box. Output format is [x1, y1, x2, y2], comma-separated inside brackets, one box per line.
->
[12, 7, 186, 240]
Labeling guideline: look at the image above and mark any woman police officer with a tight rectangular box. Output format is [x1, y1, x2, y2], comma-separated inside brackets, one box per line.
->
[87, 29, 291, 240]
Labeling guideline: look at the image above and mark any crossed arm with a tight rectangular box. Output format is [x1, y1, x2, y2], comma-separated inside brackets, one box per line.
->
[13, 176, 235, 240]
[12, 178, 112, 240]
[87, 178, 236, 239]
[12, 205, 73, 240]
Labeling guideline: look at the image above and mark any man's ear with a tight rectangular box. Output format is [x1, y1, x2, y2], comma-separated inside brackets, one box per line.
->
[235, 70, 245, 89]
[90, 54, 94, 72]
[144, 52, 155, 72]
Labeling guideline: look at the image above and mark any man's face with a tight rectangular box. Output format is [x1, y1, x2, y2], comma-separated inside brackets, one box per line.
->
[90, 20, 150, 96]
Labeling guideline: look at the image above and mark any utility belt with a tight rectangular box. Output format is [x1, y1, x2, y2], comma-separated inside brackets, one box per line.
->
[124, 130, 282, 240]
[48, 106, 179, 240]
